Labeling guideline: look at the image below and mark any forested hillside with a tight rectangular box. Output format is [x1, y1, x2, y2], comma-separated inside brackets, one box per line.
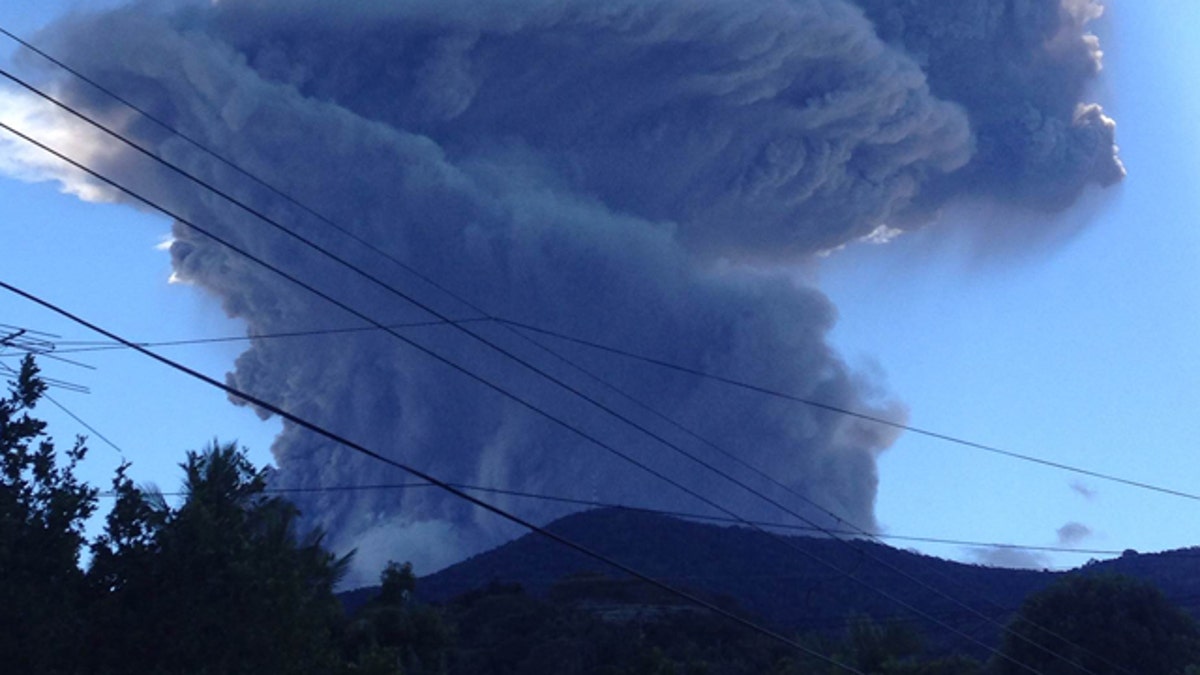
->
[410, 508, 1200, 655]
[6, 356, 1200, 674]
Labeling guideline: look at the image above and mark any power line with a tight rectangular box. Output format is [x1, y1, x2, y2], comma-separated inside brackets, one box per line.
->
[0, 25, 486, 325]
[0, 115, 804, 585]
[0, 357, 121, 455]
[0, 344, 92, 394]
[0, 28, 924, 581]
[0, 24, 1164, 675]
[0, 66, 865, 548]
[46, 318, 488, 354]
[0, 279, 867, 675]
[0, 48, 1108, 670]
[0, 20, 1181, 519]
[12, 321, 1131, 667]
[0, 20, 1178, 560]
[95, 478, 1136, 559]
[0, 116, 1056, 674]
[494, 341, 1122, 668]
[0, 322, 96, 372]
[37, 318, 1102, 557]
[0, 66, 1106, 672]
[41, 391, 125, 455]
[0, 70, 1104, 670]
[498, 317, 1200, 503]
[36, 313, 1189, 568]
[0, 322, 59, 338]
[483, 313, 1142, 673]
[0, 26, 1130, 506]
[34, 286, 1200, 511]
[31, 324, 1147, 553]
[0, 70, 1067, 667]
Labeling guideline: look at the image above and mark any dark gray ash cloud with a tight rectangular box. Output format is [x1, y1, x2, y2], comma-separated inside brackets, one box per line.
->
[968, 546, 1050, 570]
[1056, 521, 1093, 546]
[1071, 480, 1097, 500]
[854, 0, 1122, 216]
[17, 0, 1119, 582]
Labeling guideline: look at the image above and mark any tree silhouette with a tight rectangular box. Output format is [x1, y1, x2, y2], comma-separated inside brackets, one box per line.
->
[994, 574, 1200, 675]
[89, 440, 350, 674]
[0, 355, 97, 673]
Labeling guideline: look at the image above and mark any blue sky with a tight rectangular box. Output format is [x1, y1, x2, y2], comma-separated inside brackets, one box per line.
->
[1, 1, 1197, 571]
[0, 1, 280, 491]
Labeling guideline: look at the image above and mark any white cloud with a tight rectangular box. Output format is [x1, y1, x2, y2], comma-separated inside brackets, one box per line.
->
[0, 87, 123, 202]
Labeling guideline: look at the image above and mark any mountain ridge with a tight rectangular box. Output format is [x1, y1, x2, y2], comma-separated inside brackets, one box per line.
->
[345, 508, 1200, 651]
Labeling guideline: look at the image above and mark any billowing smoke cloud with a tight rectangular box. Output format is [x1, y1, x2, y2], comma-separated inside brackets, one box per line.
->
[1071, 480, 1097, 500]
[3, 0, 1118, 582]
[1056, 521, 1093, 546]
[968, 520, 1094, 569]
[967, 546, 1049, 570]
[855, 0, 1122, 215]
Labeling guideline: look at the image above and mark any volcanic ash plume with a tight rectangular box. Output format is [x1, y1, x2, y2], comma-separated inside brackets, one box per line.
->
[6, 0, 1120, 581]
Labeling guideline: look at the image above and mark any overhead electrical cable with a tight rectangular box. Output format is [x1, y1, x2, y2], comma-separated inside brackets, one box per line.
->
[0, 323, 97, 371]
[18, 324, 1100, 631]
[0, 359, 126, 456]
[0, 30, 929, 569]
[499, 317, 1200, 503]
[47, 318, 488, 354]
[0, 27, 1161, 675]
[0, 44, 1105, 671]
[3, 27, 1189, 516]
[0, 120, 754, 540]
[53, 334, 1114, 563]
[0, 63, 1105, 672]
[94, 478, 1141, 558]
[1, 26, 1187, 526]
[0, 279, 865, 675]
[0, 345, 91, 393]
[42, 303, 1200, 507]
[0, 20, 1078, 532]
[41, 391, 126, 456]
[0, 25, 486, 320]
[0, 116, 1060, 675]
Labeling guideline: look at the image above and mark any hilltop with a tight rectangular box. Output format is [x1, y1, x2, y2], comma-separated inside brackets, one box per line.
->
[344, 508, 1200, 653]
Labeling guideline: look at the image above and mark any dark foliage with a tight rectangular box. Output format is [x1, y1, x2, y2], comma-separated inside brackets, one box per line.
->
[416, 508, 1056, 653]
[1, 357, 1198, 675]
[0, 356, 96, 674]
[993, 574, 1200, 675]
[436, 576, 984, 675]
[0, 358, 446, 674]
[342, 560, 452, 674]
[416, 508, 1200, 658]
[85, 440, 351, 674]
